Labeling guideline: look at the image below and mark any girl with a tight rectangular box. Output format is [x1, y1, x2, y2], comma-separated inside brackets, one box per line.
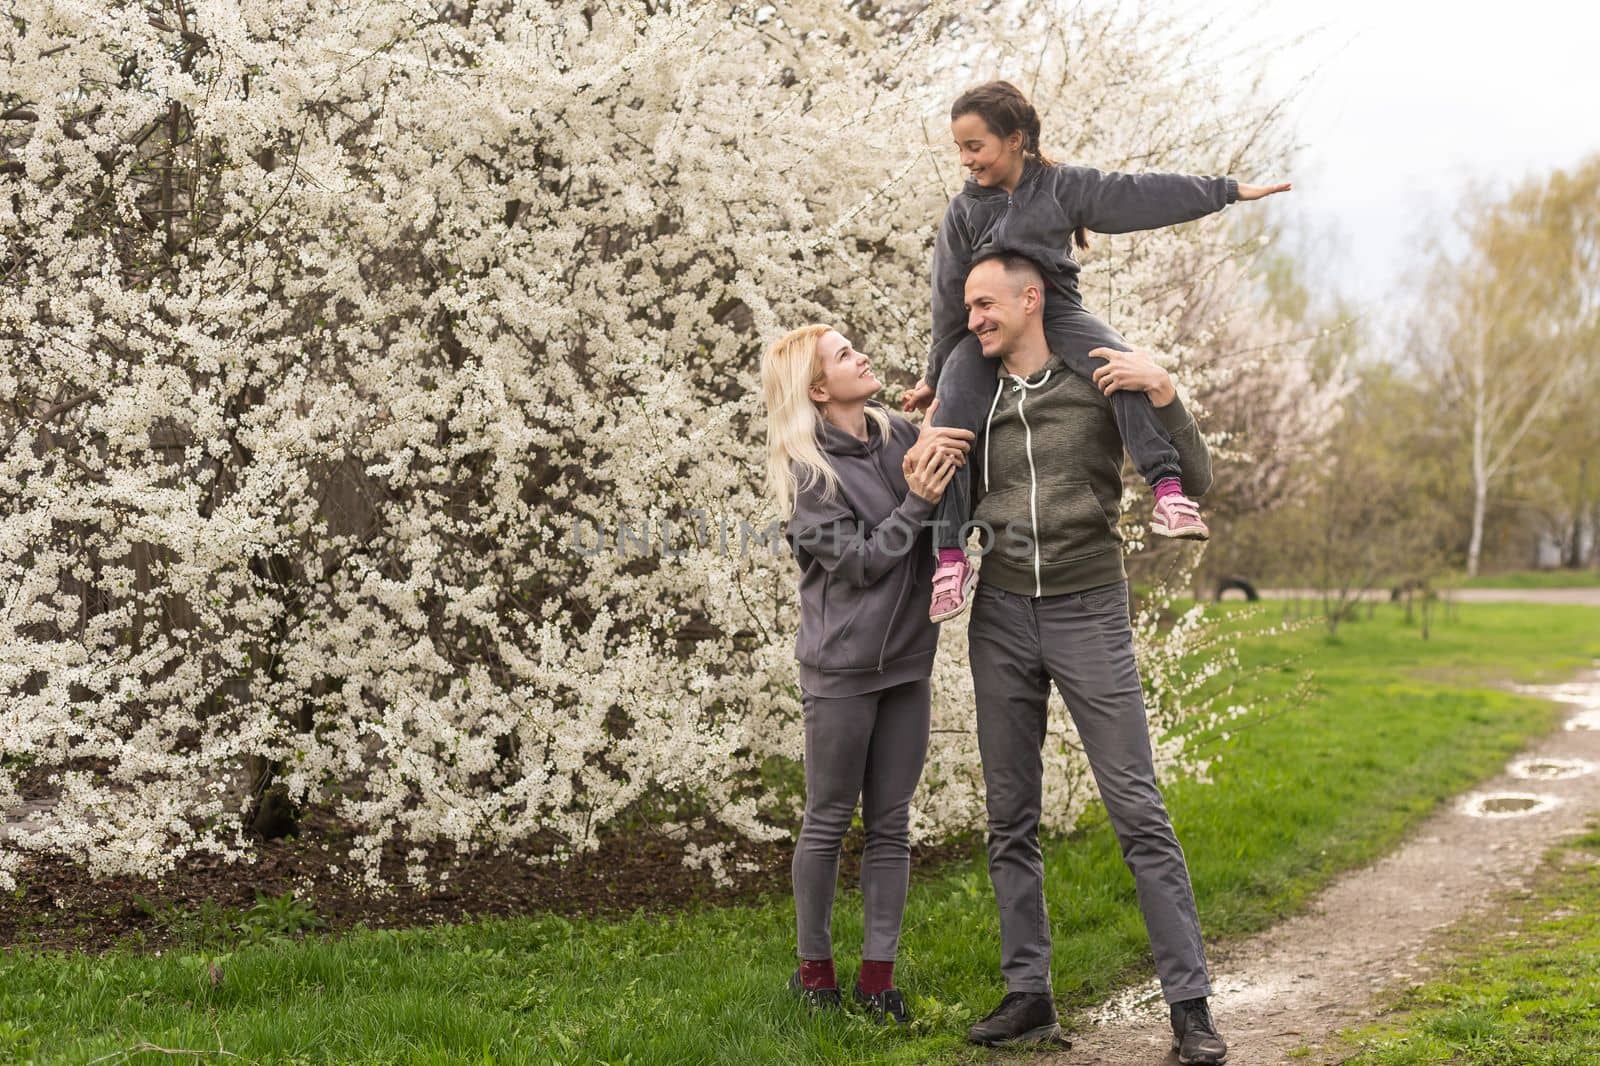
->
[762, 323, 972, 1023]
[901, 80, 1291, 622]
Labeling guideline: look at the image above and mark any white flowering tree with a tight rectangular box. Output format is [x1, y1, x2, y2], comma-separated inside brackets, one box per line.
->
[0, 0, 1343, 890]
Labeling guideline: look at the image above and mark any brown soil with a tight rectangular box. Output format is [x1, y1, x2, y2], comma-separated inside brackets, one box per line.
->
[0, 808, 979, 953]
[1043, 670, 1600, 1066]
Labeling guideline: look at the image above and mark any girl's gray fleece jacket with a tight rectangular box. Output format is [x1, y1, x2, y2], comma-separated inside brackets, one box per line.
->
[926, 157, 1238, 389]
[784, 402, 939, 699]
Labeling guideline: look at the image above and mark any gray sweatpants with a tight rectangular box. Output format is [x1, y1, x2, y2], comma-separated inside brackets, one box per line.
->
[930, 296, 1182, 553]
[793, 678, 932, 963]
[967, 579, 1212, 1002]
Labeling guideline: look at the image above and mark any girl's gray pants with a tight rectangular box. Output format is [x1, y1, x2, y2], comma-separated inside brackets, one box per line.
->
[967, 579, 1213, 1003]
[793, 678, 931, 963]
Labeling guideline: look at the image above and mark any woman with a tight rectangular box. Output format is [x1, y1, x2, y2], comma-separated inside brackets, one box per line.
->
[761, 323, 973, 1024]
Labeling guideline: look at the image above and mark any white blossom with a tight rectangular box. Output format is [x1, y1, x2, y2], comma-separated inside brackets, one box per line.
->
[0, 1, 1342, 888]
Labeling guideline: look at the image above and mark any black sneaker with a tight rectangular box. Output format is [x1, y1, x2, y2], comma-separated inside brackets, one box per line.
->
[788, 968, 842, 1010]
[965, 991, 1064, 1047]
[1170, 997, 1229, 1065]
[852, 983, 910, 1025]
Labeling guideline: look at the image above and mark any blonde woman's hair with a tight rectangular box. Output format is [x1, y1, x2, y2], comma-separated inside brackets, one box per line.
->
[761, 324, 891, 520]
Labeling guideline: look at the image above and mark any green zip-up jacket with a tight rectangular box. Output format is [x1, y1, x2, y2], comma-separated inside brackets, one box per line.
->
[971, 353, 1212, 597]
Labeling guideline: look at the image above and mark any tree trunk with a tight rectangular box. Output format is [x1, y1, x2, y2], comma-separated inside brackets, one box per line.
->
[1568, 457, 1589, 570]
[1467, 476, 1488, 578]
[1467, 361, 1489, 578]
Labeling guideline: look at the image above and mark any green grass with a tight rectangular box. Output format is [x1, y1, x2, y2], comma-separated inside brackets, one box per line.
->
[1448, 568, 1600, 590]
[2, 603, 1597, 1065]
[1340, 826, 1600, 1065]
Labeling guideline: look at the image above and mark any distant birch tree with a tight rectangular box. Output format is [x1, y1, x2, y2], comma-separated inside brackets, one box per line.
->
[1416, 156, 1600, 576]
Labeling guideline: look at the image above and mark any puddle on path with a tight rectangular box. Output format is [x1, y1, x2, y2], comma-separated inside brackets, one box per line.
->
[1515, 681, 1600, 706]
[1084, 978, 1166, 1027]
[1512, 678, 1600, 733]
[1458, 791, 1562, 819]
[1085, 971, 1292, 1028]
[1507, 757, 1595, 781]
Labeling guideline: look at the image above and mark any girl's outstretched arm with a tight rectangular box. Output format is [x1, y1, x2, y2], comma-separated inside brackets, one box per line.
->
[1056, 165, 1286, 234]
[1237, 181, 1293, 201]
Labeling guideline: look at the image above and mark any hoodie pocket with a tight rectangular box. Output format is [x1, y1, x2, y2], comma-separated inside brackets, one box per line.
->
[1036, 478, 1116, 561]
[972, 483, 1032, 566]
[816, 576, 874, 671]
[795, 575, 832, 668]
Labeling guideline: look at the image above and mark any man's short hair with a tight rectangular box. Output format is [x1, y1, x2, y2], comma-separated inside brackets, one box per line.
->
[968, 251, 1046, 294]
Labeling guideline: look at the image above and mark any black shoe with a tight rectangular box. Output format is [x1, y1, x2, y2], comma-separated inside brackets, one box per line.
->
[965, 991, 1063, 1047]
[1170, 997, 1229, 1065]
[852, 983, 910, 1024]
[788, 968, 842, 1010]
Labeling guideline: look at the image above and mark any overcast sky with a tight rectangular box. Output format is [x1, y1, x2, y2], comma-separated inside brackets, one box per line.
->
[1180, 0, 1600, 329]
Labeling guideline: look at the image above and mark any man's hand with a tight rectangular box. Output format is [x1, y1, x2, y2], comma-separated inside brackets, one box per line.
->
[902, 398, 973, 476]
[900, 381, 935, 413]
[1088, 347, 1177, 407]
[1236, 180, 1292, 201]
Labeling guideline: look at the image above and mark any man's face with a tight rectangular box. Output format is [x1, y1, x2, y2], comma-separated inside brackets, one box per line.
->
[809, 329, 880, 404]
[965, 260, 1036, 359]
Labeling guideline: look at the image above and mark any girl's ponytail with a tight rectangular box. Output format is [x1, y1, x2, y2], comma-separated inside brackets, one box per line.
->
[953, 80, 1089, 252]
[1023, 112, 1055, 168]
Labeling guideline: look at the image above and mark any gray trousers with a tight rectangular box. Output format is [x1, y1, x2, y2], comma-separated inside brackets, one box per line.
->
[930, 296, 1182, 552]
[967, 580, 1212, 1002]
[793, 678, 932, 962]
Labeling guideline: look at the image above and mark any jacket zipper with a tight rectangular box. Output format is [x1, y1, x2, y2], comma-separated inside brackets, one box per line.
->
[877, 569, 910, 674]
[994, 191, 1013, 244]
[992, 162, 1036, 242]
[1016, 385, 1043, 596]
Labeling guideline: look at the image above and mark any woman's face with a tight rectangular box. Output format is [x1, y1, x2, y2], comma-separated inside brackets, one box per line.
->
[809, 330, 880, 406]
[952, 112, 1024, 188]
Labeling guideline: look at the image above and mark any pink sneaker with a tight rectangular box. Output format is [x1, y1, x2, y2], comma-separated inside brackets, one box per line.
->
[1151, 492, 1210, 540]
[930, 553, 979, 622]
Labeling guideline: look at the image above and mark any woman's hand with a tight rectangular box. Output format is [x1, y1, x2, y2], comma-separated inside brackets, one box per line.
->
[900, 380, 935, 412]
[1088, 347, 1177, 407]
[1236, 180, 1292, 201]
[902, 398, 973, 478]
[905, 445, 959, 503]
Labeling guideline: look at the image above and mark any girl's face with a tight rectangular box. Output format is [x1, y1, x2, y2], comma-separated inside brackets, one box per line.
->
[809, 330, 880, 407]
[952, 112, 1025, 188]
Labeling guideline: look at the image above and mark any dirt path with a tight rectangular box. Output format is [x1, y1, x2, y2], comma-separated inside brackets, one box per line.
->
[1441, 587, 1600, 606]
[1045, 669, 1600, 1066]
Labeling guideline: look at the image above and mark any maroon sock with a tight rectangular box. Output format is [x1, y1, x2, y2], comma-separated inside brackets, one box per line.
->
[857, 959, 894, 995]
[800, 958, 837, 990]
[937, 548, 965, 566]
[1154, 476, 1183, 502]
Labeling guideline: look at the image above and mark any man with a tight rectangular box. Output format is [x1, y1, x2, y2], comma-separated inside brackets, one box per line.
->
[907, 253, 1229, 1064]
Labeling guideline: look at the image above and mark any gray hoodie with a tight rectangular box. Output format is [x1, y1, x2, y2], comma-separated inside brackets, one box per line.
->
[926, 157, 1239, 389]
[784, 402, 939, 698]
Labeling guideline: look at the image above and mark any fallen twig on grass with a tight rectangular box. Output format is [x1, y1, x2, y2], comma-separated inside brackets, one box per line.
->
[85, 1035, 245, 1065]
